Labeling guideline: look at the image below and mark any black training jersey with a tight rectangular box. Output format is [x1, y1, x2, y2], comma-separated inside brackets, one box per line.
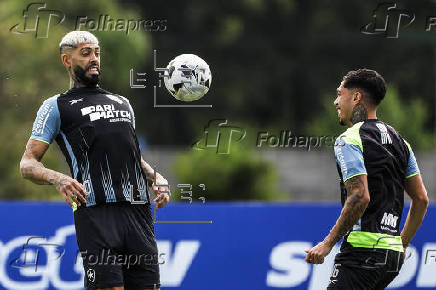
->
[334, 119, 420, 251]
[30, 86, 150, 207]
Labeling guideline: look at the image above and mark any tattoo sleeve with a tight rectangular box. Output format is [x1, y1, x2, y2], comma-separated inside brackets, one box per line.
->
[323, 175, 369, 247]
[20, 140, 68, 190]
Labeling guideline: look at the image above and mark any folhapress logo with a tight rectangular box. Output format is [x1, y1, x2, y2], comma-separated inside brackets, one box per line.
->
[361, 2, 415, 38]
[10, 2, 65, 39]
[193, 119, 246, 154]
[381, 212, 399, 228]
[0, 225, 200, 288]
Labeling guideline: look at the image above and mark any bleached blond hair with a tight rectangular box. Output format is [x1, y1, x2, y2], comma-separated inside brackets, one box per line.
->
[59, 31, 99, 53]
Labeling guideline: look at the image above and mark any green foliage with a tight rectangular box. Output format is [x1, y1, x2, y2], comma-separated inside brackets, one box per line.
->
[378, 88, 435, 150]
[173, 141, 280, 201]
[0, 0, 149, 200]
[1, 0, 435, 201]
[306, 86, 435, 150]
[305, 95, 344, 139]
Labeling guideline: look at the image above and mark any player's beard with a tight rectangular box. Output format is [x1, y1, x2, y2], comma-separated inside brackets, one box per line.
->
[337, 110, 346, 126]
[73, 64, 100, 87]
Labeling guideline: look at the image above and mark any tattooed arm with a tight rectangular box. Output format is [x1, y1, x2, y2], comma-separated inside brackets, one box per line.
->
[140, 156, 170, 209]
[305, 174, 370, 264]
[324, 175, 370, 246]
[20, 139, 87, 207]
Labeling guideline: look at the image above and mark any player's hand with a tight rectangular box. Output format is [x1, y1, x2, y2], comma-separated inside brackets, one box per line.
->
[401, 236, 411, 261]
[152, 173, 170, 209]
[304, 241, 333, 264]
[54, 174, 87, 208]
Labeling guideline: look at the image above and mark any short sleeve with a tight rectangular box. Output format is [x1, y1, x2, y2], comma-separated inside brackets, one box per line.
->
[129, 101, 135, 129]
[120, 95, 135, 129]
[404, 141, 420, 178]
[334, 136, 367, 182]
[30, 95, 60, 144]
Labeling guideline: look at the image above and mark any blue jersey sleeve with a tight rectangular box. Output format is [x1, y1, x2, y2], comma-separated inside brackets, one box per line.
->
[334, 137, 367, 182]
[405, 147, 420, 178]
[30, 95, 60, 144]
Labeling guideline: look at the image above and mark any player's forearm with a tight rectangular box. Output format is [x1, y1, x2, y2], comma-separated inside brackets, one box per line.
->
[324, 195, 368, 246]
[140, 157, 161, 182]
[20, 159, 67, 187]
[401, 196, 429, 247]
[324, 176, 370, 247]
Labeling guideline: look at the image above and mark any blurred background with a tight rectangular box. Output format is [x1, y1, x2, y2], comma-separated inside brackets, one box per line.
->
[1, 0, 435, 202]
[0, 0, 435, 289]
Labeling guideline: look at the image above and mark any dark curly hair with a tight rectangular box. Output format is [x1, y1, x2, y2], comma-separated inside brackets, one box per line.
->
[342, 69, 386, 106]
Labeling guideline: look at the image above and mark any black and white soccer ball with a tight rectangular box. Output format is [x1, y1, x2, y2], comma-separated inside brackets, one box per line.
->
[164, 54, 212, 102]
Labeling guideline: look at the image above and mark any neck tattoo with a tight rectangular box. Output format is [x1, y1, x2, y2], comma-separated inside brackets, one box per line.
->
[350, 103, 368, 124]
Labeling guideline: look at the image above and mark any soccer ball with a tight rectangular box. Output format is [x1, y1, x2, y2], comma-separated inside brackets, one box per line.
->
[164, 54, 212, 102]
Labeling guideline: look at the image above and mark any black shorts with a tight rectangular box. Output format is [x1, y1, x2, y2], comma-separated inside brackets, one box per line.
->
[327, 248, 405, 290]
[74, 201, 160, 289]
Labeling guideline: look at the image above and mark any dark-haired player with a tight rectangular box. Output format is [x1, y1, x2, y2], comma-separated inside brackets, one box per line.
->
[19, 31, 168, 290]
[305, 69, 429, 289]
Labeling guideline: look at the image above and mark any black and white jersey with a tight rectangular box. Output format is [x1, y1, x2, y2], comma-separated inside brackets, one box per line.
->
[334, 119, 420, 252]
[30, 86, 150, 207]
